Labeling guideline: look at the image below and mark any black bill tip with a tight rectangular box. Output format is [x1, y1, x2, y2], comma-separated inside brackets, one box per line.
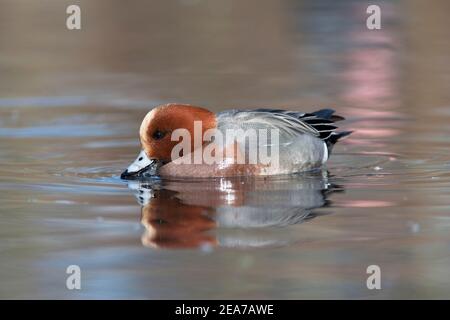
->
[120, 169, 132, 180]
[120, 159, 164, 180]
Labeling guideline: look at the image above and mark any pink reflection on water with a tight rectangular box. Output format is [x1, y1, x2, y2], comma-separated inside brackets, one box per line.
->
[340, 3, 401, 144]
[338, 200, 395, 208]
[341, 46, 396, 107]
[356, 128, 400, 138]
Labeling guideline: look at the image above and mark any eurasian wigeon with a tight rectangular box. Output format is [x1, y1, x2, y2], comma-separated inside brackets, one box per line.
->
[121, 103, 351, 178]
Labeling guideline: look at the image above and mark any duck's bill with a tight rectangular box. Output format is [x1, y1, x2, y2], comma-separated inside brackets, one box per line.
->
[120, 150, 162, 179]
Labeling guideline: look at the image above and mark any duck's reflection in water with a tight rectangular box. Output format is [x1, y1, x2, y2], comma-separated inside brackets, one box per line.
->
[126, 172, 342, 249]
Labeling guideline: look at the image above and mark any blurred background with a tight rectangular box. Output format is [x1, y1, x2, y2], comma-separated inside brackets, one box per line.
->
[0, 0, 450, 299]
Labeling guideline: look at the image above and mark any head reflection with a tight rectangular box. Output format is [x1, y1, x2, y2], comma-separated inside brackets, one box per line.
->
[126, 172, 341, 250]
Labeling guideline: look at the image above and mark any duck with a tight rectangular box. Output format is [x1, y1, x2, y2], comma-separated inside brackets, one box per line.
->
[120, 103, 351, 179]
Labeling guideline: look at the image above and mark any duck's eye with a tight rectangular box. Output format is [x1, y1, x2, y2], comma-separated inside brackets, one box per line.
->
[152, 130, 166, 140]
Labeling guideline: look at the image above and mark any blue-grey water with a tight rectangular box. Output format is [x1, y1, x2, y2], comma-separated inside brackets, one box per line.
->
[0, 0, 450, 299]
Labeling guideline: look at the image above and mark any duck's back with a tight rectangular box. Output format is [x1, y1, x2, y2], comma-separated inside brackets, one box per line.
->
[215, 108, 350, 174]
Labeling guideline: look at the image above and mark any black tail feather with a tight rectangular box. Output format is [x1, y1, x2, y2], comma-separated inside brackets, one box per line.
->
[311, 109, 345, 122]
[326, 130, 353, 153]
[311, 109, 335, 119]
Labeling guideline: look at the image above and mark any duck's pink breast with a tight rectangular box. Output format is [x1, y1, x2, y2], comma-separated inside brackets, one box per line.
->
[159, 141, 265, 177]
